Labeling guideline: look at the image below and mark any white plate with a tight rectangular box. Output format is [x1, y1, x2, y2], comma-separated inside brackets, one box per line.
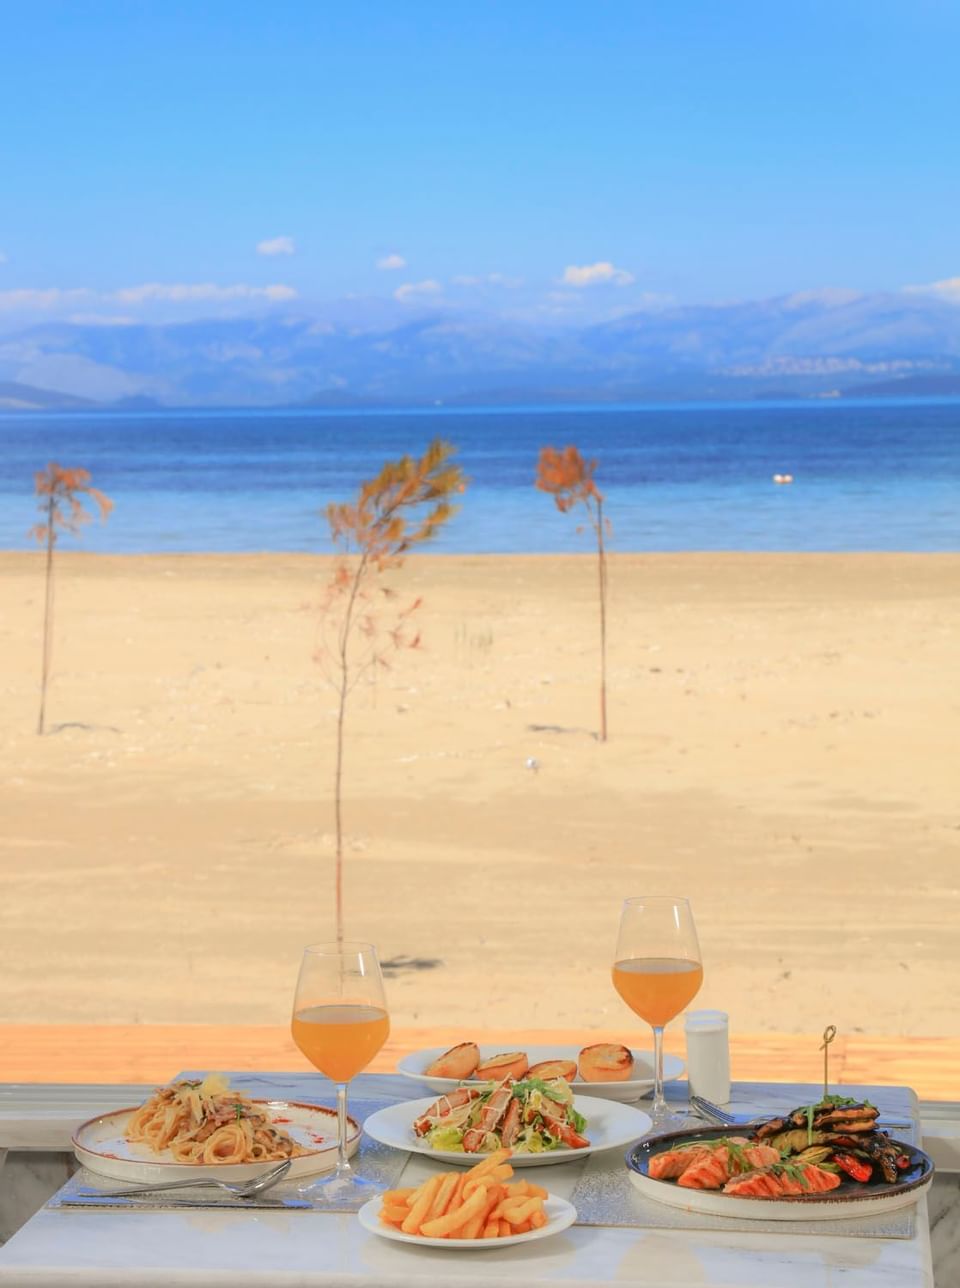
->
[396, 1044, 684, 1103]
[362, 1094, 651, 1167]
[72, 1100, 360, 1184]
[358, 1192, 577, 1247]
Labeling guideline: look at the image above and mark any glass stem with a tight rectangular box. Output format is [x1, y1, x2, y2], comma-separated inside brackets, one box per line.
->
[651, 1025, 667, 1118]
[335, 1082, 353, 1177]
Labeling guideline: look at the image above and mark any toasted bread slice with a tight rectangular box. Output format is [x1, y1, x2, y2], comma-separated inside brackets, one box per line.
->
[527, 1058, 578, 1083]
[474, 1051, 529, 1081]
[424, 1041, 481, 1080]
[578, 1042, 634, 1082]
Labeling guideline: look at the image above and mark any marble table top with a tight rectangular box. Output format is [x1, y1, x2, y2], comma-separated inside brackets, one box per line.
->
[0, 1073, 938, 1286]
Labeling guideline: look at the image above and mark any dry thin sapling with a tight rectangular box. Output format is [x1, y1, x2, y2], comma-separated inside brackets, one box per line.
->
[535, 444, 610, 741]
[318, 438, 465, 941]
[31, 463, 113, 735]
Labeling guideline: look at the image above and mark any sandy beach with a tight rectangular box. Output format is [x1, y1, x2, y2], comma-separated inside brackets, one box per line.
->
[0, 551, 958, 1040]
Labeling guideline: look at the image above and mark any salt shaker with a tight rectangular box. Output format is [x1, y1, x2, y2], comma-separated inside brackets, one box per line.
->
[684, 1009, 731, 1104]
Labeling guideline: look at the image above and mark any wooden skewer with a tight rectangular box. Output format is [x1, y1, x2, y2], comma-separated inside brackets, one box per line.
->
[820, 1025, 837, 1099]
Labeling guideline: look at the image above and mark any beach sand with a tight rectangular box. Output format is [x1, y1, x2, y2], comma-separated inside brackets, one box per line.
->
[0, 552, 958, 1040]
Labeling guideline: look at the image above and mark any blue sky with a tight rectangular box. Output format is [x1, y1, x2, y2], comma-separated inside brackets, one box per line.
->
[1, 0, 958, 327]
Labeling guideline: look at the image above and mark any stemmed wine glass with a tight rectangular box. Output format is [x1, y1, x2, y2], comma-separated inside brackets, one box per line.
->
[291, 942, 390, 1203]
[612, 896, 702, 1131]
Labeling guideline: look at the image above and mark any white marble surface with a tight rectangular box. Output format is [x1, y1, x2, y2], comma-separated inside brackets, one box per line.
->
[0, 1204, 937, 1287]
[928, 1175, 960, 1288]
[0, 1074, 941, 1287]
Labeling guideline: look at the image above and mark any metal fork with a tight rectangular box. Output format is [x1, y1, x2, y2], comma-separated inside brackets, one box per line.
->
[689, 1095, 761, 1127]
[689, 1094, 913, 1131]
[76, 1158, 292, 1200]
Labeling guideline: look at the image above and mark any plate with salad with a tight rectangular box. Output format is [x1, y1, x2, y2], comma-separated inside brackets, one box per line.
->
[362, 1076, 652, 1167]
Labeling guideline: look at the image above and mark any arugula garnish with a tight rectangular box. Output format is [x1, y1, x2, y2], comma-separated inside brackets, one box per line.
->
[511, 1077, 567, 1100]
[803, 1095, 864, 1142]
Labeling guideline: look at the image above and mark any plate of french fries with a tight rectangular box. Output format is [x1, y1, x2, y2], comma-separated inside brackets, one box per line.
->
[358, 1148, 577, 1247]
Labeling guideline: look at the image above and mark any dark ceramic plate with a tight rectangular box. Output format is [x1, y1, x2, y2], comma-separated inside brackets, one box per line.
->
[625, 1125, 934, 1221]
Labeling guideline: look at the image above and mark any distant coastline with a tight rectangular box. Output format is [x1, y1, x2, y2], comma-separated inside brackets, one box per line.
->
[4, 289, 960, 413]
[6, 386, 960, 417]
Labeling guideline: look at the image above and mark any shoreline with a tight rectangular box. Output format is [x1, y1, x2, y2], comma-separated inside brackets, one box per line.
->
[1, 551, 958, 1038]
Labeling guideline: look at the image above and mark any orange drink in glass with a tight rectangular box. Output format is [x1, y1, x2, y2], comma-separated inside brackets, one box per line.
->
[612, 898, 702, 1130]
[291, 942, 389, 1202]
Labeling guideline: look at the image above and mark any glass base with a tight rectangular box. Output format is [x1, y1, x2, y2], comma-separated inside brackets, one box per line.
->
[296, 1167, 376, 1207]
[643, 1105, 693, 1137]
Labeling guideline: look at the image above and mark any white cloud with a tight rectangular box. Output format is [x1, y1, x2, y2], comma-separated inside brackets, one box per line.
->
[112, 282, 297, 304]
[256, 235, 295, 256]
[904, 276, 960, 302]
[0, 281, 297, 318]
[784, 287, 862, 310]
[377, 253, 406, 270]
[453, 272, 524, 289]
[394, 279, 442, 301]
[67, 313, 137, 326]
[562, 261, 635, 287]
[0, 287, 92, 311]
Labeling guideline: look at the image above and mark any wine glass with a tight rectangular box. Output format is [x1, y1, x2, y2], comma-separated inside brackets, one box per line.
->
[291, 942, 390, 1202]
[612, 896, 702, 1131]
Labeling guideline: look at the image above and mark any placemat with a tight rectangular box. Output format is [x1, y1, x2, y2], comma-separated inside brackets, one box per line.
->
[49, 1099, 408, 1216]
[570, 1123, 921, 1240]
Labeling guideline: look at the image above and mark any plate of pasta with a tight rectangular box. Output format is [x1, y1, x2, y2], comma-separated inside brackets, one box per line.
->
[71, 1074, 360, 1184]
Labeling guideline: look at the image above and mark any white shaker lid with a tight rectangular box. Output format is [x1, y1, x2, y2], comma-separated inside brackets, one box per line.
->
[684, 1009, 728, 1031]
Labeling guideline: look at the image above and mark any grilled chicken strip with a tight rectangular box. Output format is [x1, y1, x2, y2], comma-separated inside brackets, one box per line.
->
[500, 1096, 522, 1148]
[463, 1082, 514, 1153]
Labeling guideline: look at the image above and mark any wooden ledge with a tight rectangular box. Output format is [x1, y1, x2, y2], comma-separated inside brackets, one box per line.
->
[1, 1025, 957, 1100]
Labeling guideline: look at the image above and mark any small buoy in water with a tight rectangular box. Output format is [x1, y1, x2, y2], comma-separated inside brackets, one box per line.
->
[772, 473, 794, 485]
[525, 757, 540, 773]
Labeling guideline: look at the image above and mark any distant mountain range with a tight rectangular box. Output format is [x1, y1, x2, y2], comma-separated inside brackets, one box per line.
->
[3, 289, 960, 410]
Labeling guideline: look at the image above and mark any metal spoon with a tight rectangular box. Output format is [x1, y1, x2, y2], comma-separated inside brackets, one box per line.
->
[78, 1158, 293, 1200]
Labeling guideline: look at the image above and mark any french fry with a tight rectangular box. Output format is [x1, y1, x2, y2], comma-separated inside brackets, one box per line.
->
[512, 1219, 533, 1234]
[462, 1175, 490, 1201]
[530, 1208, 548, 1229]
[501, 1197, 541, 1226]
[401, 1175, 441, 1234]
[482, 1219, 499, 1238]
[460, 1184, 502, 1240]
[499, 1218, 512, 1236]
[380, 1204, 410, 1223]
[381, 1187, 415, 1204]
[505, 1180, 530, 1198]
[526, 1182, 548, 1199]
[420, 1185, 487, 1238]
[464, 1147, 511, 1179]
[426, 1173, 459, 1223]
[443, 1173, 467, 1214]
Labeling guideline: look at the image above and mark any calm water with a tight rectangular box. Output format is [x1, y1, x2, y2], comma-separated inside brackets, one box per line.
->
[0, 399, 957, 552]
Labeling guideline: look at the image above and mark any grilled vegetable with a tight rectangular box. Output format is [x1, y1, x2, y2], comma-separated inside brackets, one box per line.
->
[834, 1152, 873, 1184]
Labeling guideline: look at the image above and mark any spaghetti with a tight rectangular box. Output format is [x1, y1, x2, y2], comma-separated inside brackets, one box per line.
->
[125, 1074, 309, 1165]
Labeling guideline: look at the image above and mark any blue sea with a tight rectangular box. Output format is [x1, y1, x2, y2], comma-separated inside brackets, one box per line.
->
[0, 399, 957, 553]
